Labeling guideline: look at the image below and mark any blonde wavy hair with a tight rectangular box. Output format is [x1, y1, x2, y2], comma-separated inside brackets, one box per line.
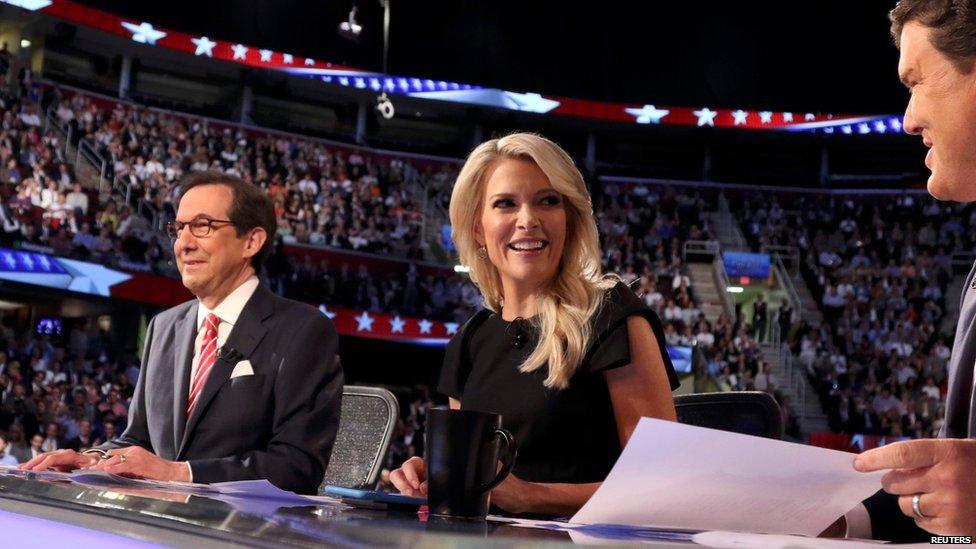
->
[449, 133, 617, 389]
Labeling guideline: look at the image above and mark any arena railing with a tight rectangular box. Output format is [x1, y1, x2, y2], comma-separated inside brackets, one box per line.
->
[712, 254, 736, 320]
[762, 245, 799, 279]
[770, 251, 801, 319]
[45, 105, 164, 233]
[600, 175, 933, 196]
[681, 239, 721, 260]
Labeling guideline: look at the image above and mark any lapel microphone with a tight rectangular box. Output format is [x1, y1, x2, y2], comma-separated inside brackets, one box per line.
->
[507, 318, 528, 350]
[219, 347, 243, 363]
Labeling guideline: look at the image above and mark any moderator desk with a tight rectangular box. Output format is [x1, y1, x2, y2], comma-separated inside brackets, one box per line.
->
[0, 474, 695, 547]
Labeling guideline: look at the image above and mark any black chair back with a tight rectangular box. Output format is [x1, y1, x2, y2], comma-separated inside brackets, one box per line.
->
[673, 391, 783, 439]
[320, 385, 398, 492]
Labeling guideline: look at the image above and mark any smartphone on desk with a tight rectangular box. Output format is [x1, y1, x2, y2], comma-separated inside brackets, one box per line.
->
[323, 485, 426, 510]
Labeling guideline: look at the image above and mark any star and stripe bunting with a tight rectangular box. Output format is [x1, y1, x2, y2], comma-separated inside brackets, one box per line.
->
[318, 304, 459, 347]
[9, 0, 902, 134]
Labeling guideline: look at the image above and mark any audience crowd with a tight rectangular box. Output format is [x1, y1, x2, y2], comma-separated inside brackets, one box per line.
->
[740, 192, 961, 439]
[0, 318, 136, 465]
[49, 87, 456, 263]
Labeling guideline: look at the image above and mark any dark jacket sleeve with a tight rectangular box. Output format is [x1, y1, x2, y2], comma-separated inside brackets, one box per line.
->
[187, 312, 343, 494]
[863, 489, 929, 543]
[100, 315, 156, 452]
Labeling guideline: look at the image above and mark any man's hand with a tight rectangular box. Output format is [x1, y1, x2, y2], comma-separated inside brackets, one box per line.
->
[20, 449, 97, 472]
[854, 438, 976, 536]
[87, 446, 190, 482]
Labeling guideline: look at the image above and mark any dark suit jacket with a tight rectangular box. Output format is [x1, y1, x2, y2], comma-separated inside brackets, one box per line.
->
[864, 261, 976, 542]
[106, 283, 343, 494]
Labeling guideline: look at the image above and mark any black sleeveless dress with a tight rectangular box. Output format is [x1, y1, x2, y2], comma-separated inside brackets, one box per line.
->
[438, 282, 679, 484]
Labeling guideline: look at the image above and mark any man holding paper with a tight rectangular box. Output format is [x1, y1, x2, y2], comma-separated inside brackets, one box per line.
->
[22, 171, 343, 495]
[837, 0, 976, 540]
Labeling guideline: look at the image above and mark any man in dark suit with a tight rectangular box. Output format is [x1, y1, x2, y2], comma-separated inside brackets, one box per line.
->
[752, 294, 768, 343]
[829, 0, 976, 540]
[23, 171, 343, 494]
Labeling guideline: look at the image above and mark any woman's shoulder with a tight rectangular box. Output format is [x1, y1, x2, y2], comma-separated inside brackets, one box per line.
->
[593, 281, 649, 328]
[604, 281, 645, 308]
[588, 280, 670, 346]
[444, 309, 495, 355]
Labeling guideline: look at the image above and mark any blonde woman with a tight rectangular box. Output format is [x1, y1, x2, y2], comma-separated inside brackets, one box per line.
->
[391, 133, 678, 516]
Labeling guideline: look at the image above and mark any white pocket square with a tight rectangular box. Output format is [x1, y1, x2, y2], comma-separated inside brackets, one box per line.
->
[230, 359, 254, 378]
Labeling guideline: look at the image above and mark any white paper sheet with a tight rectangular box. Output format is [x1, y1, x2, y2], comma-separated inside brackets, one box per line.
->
[209, 479, 332, 505]
[571, 418, 885, 536]
[488, 515, 697, 544]
[691, 531, 889, 548]
[68, 470, 217, 494]
[0, 463, 73, 482]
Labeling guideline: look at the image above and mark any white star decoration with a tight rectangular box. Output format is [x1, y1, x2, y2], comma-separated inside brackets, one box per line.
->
[283, 54, 294, 64]
[318, 305, 336, 319]
[305, 57, 315, 66]
[805, 113, 816, 121]
[731, 109, 749, 125]
[121, 22, 167, 45]
[389, 316, 405, 333]
[259, 49, 273, 62]
[624, 104, 670, 124]
[759, 111, 773, 124]
[418, 319, 433, 334]
[231, 44, 248, 60]
[693, 107, 717, 127]
[782, 112, 794, 123]
[355, 311, 374, 332]
[445, 322, 459, 335]
[191, 36, 217, 57]
[890, 118, 903, 131]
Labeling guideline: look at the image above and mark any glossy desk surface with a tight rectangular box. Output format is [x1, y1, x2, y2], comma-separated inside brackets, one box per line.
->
[0, 474, 695, 547]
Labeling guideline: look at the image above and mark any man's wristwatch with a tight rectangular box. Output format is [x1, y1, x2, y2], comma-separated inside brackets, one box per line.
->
[81, 449, 109, 460]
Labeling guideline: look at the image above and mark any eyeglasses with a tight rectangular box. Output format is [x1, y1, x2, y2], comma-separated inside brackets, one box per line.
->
[165, 217, 235, 240]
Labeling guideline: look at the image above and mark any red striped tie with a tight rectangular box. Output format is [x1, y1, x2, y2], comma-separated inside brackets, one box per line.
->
[187, 313, 220, 416]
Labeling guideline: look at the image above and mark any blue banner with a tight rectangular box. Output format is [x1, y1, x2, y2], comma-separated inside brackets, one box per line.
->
[722, 251, 771, 278]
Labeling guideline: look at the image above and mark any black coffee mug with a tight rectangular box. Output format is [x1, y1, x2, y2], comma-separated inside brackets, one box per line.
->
[425, 408, 517, 519]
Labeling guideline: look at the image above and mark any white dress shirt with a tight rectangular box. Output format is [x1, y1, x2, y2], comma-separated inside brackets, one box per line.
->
[184, 275, 260, 481]
[191, 276, 260, 383]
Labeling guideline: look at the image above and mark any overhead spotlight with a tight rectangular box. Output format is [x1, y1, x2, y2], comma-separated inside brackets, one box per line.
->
[19, 39, 30, 48]
[376, 92, 394, 119]
[338, 5, 363, 42]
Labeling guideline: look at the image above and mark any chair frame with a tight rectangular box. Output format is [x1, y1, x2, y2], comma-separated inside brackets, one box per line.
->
[326, 385, 399, 489]
[673, 391, 783, 439]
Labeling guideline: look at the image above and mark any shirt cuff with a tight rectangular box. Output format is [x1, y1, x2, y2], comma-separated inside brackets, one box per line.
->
[845, 503, 873, 539]
[185, 461, 193, 483]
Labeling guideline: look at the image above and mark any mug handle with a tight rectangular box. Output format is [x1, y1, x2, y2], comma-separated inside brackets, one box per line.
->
[478, 427, 518, 494]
